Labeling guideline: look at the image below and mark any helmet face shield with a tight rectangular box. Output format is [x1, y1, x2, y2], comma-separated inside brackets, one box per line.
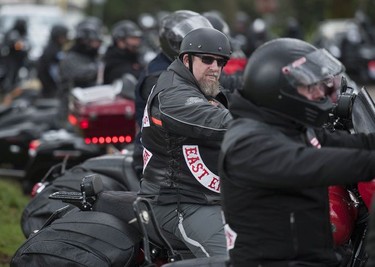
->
[159, 12, 213, 60]
[282, 49, 345, 88]
[168, 16, 213, 42]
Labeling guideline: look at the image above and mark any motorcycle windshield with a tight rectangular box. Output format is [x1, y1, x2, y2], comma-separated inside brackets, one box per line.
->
[352, 86, 375, 134]
[282, 48, 345, 87]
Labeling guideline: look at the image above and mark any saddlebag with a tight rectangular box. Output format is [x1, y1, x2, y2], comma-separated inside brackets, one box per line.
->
[21, 165, 128, 238]
[11, 208, 140, 267]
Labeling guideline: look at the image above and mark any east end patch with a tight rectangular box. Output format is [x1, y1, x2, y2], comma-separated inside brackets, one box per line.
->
[182, 145, 220, 193]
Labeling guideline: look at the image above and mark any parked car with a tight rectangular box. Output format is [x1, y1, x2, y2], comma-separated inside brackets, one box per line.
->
[0, 4, 84, 62]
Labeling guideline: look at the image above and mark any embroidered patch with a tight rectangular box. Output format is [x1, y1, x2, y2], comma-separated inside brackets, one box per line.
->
[142, 105, 150, 128]
[182, 145, 220, 193]
[224, 224, 237, 250]
[143, 147, 152, 173]
[310, 137, 321, 149]
[185, 97, 204, 105]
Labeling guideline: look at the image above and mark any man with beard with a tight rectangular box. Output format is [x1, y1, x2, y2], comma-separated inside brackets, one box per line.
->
[139, 27, 232, 258]
[103, 20, 144, 84]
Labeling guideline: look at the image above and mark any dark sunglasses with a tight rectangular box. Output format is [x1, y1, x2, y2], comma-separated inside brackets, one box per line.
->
[194, 54, 228, 67]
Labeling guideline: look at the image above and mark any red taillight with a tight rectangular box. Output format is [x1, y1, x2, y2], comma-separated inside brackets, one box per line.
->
[31, 182, 48, 197]
[29, 139, 41, 157]
[368, 60, 375, 70]
[29, 140, 41, 150]
[68, 114, 78, 125]
[83, 135, 133, 145]
[79, 119, 89, 129]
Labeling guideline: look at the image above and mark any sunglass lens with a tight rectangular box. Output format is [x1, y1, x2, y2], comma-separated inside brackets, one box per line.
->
[199, 55, 227, 67]
[201, 56, 215, 65]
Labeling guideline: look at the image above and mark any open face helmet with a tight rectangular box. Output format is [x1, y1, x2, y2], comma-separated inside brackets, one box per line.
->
[179, 27, 232, 60]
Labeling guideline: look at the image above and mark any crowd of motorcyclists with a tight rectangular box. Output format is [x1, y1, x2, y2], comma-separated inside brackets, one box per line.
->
[2, 7, 375, 267]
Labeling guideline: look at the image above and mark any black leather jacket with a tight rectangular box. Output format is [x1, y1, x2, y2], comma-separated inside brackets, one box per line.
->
[140, 59, 232, 205]
[219, 91, 375, 267]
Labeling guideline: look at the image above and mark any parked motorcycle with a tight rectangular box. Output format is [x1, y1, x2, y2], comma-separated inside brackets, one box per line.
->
[20, 145, 139, 238]
[22, 128, 104, 194]
[0, 88, 60, 174]
[21, 73, 138, 193]
[68, 73, 137, 149]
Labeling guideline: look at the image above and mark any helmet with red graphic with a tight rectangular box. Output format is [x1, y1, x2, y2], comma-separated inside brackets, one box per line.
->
[241, 38, 345, 127]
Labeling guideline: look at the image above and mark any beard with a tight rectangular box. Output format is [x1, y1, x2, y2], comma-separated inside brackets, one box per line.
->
[198, 78, 221, 97]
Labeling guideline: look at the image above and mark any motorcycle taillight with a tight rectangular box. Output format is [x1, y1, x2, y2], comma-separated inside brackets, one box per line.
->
[28, 139, 41, 157]
[30, 182, 48, 197]
[79, 119, 89, 129]
[68, 114, 78, 126]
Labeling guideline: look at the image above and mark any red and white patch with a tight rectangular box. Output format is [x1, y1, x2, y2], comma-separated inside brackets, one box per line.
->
[182, 145, 220, 193]
[224, 224, 237, 250]
[143, 147, 152, 173]
[142, 106, 150, 128]
[310, 137, 321, 149]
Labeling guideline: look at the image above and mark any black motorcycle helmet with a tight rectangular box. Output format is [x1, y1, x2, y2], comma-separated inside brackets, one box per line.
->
[50, 24, 69, 43]
[159, 10, 213, 61]
[202, 11, 231, 37]
[111, 20, 143, 41]
[75, 18, 103, 42]
[241, 38, 345, 127]
[179, 27, 232, 60]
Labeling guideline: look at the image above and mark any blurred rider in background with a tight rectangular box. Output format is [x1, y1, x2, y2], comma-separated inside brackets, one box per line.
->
[103, 20, 144, 84]
[37, 24, 69, 98]
[0, 18, 29, 97]
[58, 18, 103, 124]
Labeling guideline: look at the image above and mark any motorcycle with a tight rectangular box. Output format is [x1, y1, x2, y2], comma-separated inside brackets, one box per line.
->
[22, 128, 104, 195]
[21, 73, 138, 194]
[46, 174, 227, 267]
[68, 73, 137, 149]
[12, 79, 375, 267]
[0, 88, 60, 174]
[327, 82, 375, 267]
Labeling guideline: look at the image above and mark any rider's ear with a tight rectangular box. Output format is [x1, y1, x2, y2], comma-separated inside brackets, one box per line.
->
[182, 54, 190, 67]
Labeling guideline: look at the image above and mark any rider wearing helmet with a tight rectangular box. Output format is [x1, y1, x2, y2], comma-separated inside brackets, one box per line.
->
[202, 11, 247, 99]
[132, 10, 213, 178]
[59, 18, 103, 124]
[60, 18, 103, 89]
[139, 27, 232, 258]
[159, 10, 213, 61]
[219, 38, 375, 267]
[37, 24, 69, 98]
[103, 20, 144, 84]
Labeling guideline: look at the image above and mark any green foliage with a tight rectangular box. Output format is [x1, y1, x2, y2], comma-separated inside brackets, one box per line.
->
[92, 0, 372, 43]
[0, 179, 30, 266]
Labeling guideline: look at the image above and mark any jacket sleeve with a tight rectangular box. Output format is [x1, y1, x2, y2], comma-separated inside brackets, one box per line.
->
[316, 128, 375, 149]
[157, 86, 232, 140]
[224, 126, 375, 189]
